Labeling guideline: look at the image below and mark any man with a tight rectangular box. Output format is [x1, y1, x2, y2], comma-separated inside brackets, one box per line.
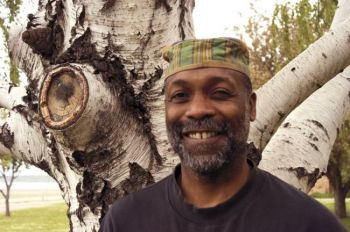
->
[100, 38, 346, 232]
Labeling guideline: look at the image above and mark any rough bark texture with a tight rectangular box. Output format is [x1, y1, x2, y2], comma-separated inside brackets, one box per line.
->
[5, 0, 195, 231]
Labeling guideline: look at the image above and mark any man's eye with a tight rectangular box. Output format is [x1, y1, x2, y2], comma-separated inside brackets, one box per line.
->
[170, 92, 189, 103]
[212, 89, 232, 99]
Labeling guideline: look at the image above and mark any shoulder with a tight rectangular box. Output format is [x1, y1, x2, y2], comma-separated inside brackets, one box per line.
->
[256, 169, 346, 231]
[100, 175, 171, 232]
[111, 174, 170, 214]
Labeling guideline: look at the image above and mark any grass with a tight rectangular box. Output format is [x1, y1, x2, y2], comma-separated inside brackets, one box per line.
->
[0, 203, 69, 232]
[0, 200, 349, 231]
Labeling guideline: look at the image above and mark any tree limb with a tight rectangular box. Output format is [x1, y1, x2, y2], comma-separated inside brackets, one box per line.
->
[0, 189, 5, 198]
[249, 17, 350, 150]
[259, 65, 350, 192]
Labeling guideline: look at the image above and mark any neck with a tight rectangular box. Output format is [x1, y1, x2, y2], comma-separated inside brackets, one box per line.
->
[179, 155, 250, 208]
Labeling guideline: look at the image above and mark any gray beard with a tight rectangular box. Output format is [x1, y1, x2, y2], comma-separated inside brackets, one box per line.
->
[167, 117, 249, 176]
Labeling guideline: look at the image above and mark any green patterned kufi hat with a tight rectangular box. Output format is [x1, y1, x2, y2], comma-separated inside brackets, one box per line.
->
[162, 37, 250, 79]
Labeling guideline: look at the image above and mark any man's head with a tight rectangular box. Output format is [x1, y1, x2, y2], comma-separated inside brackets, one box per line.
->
[162, 38, 256, 176]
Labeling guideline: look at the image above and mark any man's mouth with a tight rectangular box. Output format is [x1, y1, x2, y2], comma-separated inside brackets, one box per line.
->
[184, 131, 219, 139]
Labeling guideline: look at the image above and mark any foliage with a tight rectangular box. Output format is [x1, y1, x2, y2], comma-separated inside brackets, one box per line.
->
[0, 203, 69, 232]
[0, 0, 22, 85]
[245, 0, 337, 88]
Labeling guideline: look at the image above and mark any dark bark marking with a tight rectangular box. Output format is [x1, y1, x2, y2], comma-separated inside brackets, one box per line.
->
[348, 91, 350, 99]
[282, 139, 292, 144]
[55, 28, 95, 63]
[283, 122, 290, 128]
[76, 171, 107, 215]
[306, 119, 330, 140]
[308, 133, 319, 141]
[322, 53, 327, 59]
[155, 0, 172, 12]
[291, 67, 296, 72]
[120, 162, 154, 196]
[22, 27, 53, 56]
[78, 5, 85, 27]
[37, 160, 51, 174]
[289, 167, 320, 188]
[247, 142, 261, 166]
[308, 142, 319, 151]
[0, 123, 14, 149]
[136, 66, 164, 166]
[178, 0, 187, 40]
[348, 34, 350, 43]
[135, 12, 156, 71]
[101, 0, 117, 12]
[277, 111, 285, 118]
[26, 13, 40, 29]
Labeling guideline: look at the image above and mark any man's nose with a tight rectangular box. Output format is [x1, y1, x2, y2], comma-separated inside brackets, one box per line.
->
[184, 95, 215, 119]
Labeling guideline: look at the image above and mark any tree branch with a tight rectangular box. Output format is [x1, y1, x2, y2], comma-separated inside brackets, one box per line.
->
[0, 82, 26, 110]
[259, 65, 350, 192]
[330, 0, 350, 29]
[249, 17, 350, 150]
[0, 189, 5, 198]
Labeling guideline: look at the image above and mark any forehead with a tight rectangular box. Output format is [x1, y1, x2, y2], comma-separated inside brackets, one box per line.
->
[164, 67, 245, 90]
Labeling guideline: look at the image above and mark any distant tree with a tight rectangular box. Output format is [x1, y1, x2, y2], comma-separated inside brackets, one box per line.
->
[0, 154, 23, 216]
[327, 117, 350, 218]
[0, 0, 24, 217]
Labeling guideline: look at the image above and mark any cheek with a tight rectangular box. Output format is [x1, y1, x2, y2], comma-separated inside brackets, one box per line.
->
[165, 105, 183, 125]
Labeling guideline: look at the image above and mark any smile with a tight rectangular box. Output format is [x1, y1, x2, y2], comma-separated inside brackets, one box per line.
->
[185, 131, 219, 139]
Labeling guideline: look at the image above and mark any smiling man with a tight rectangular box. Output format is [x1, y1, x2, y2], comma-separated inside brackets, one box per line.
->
[100, 38, 346, 232]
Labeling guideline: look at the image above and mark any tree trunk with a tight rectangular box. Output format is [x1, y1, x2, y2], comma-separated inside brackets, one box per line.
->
[5, 193, 10, 217]
[334, 189, 347, 218]
[3, 0, 195, 231]
[327, 160, 348, 218]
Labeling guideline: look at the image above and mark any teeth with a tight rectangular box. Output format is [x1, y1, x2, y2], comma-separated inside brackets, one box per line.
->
[188, 132, 217, 139]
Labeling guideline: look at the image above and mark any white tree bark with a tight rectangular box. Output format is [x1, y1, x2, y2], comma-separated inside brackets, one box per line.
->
[0, 82, 26, 110]
[259, 65, 350, 192]
[330, 0, 350, 28]
[4, 0, 195, 231]
[249, 17, 350, 150]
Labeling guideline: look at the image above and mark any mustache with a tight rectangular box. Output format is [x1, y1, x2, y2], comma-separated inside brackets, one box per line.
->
[169, 118, 230, 134]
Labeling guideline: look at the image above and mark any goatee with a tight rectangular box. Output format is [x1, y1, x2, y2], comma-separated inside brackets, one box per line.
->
[167, 117, 249, 176]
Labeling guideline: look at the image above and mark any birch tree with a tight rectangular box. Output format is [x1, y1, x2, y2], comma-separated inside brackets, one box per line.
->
[0, 0, 349, 231]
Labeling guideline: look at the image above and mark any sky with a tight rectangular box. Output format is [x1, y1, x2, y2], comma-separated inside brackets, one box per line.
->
[2, 0, 302, 176]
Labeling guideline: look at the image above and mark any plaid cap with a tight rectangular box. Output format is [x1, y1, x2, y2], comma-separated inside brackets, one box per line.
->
[162, 37, 250, 79]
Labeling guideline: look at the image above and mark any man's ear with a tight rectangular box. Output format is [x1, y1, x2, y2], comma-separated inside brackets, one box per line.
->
[249, 92, 257, 121]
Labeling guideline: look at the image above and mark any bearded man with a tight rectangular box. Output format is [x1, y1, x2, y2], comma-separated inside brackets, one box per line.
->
[100, 38, 346, 232]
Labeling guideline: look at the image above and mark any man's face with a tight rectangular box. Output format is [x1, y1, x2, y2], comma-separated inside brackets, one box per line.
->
[165, 67, 256, 175]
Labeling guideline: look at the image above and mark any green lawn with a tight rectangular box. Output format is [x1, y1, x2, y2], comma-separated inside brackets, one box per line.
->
[0, 203, 69, 232]
[0, 201, 349, 231]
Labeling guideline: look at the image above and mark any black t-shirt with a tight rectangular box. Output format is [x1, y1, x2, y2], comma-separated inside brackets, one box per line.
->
[100, 165, 347, 232]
